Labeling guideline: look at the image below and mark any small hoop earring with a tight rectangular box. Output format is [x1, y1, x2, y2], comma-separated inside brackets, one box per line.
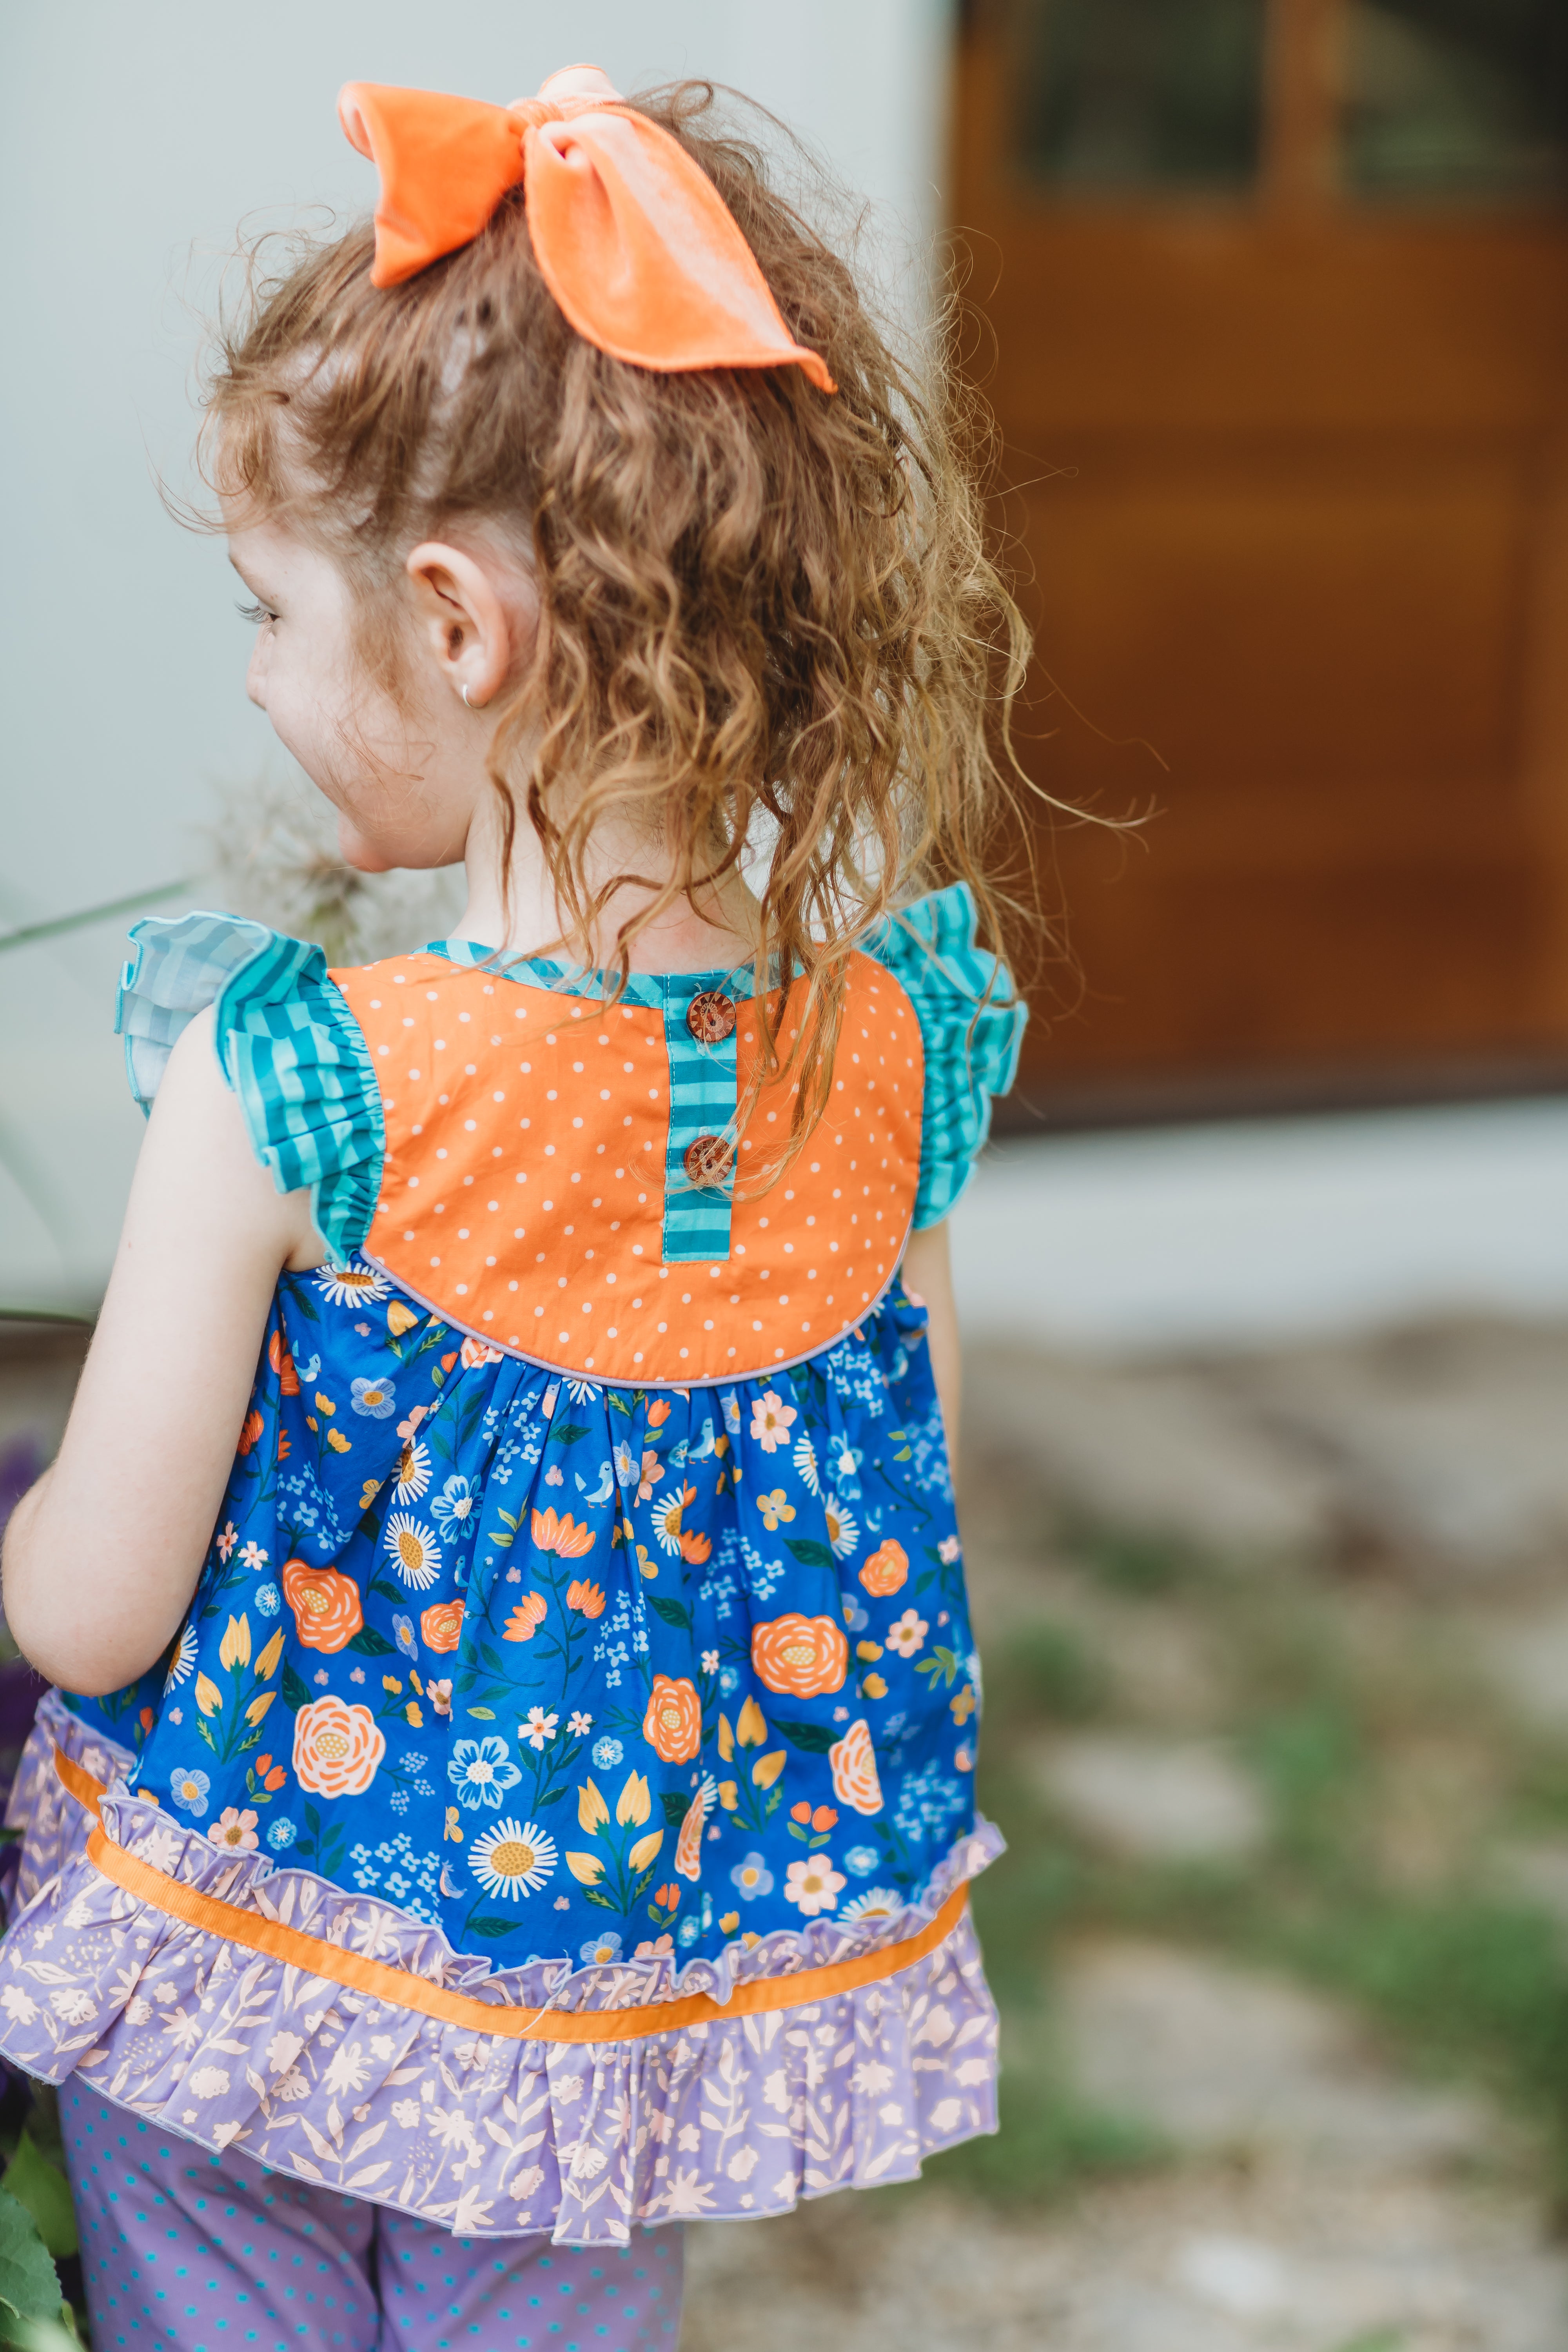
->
[461, 682, 478, 710]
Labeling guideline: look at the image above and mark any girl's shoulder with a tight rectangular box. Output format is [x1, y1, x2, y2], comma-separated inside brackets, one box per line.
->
[116, 909, 384, 1267]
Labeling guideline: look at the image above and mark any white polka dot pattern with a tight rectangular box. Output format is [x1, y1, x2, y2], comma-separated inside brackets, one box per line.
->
[331, 955, 924, 1387]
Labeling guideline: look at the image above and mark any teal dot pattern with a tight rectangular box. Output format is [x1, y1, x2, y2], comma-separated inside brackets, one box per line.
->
[62, 2085, 682, 2352]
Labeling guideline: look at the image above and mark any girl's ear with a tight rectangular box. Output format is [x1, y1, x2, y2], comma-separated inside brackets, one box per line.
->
[404, 540, 533, 711]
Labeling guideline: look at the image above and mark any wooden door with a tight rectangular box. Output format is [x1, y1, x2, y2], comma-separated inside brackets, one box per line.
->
[954, 0, 1568, 1120]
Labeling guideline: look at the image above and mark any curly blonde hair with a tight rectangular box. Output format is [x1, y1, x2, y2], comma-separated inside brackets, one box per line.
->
[206, 79, 1030, 1183]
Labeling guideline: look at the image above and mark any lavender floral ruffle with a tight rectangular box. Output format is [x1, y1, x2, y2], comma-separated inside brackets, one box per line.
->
[4, 1695, 135, 1917]
[0, 1700, 1000, 2245]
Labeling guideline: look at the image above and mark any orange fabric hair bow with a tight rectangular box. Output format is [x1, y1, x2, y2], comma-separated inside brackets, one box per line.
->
[338, 65, 835, 394]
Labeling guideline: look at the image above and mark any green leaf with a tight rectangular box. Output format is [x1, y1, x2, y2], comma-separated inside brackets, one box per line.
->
[466, 1706, 496, 1721]
[431, 1367, 445, 1388]
[0, 2187, 64, 2321]
[550, 1422, 591, 1448]
[0, 2140, 74, 2263]
[647, 1595, 692, 1634]
[346, 1625, 397, 1658]
[497, 1510, 518, 1532]
[784, 1539, 834, 1571]
[607, 1393, 634, 1417]
[582, 1885, 619, 1911]
[280, 1661, 314, 1713]
[368, 1576, 407, 1607]
[662, 1793, 691, 1828]
[771, 1716, 838, 1754]
[893, 1448, 912, 1463]
[304, 1803, 322, 1840]
[463, 1916, 519, 1940]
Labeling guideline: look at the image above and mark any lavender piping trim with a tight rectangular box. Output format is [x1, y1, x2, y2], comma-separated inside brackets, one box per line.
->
[0, 1699, 1000, 2245]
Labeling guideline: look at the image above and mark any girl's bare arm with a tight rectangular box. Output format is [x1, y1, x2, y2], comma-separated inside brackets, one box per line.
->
[2, 1013, 314, 1694]
[902, 1220, 960, 1458]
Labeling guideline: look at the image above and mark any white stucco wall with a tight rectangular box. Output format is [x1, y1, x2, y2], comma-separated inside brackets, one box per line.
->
[0, 0, 951, 1310]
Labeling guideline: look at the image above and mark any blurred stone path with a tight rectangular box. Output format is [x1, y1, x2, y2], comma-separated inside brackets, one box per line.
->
[681, 1317, 1568, 2350]
[682, 1932, 1562, 2349]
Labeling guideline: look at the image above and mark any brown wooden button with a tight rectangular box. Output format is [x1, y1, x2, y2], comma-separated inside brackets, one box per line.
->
[683, 1134, 734, 1187]
[686, 990, 736, 1045]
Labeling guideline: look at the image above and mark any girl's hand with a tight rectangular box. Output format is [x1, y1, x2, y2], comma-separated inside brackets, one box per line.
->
[902, 1221, 960, 1460]
[1, 1011, 318, 1694]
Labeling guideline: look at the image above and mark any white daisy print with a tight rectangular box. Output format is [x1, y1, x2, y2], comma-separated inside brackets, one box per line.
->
[384, 1513, 441, 1591]
[164, 1622, 198, 1690]
[841, 1887, 902, 1927]
[521, 1708, 559, 1751]
[792, 1432, 820, 1494]
[395, 1440, 432, 1504]
[315, 1260, 390, 1309]
[824, 1494, 859, 1561]
[469, 1818, 558, 1898]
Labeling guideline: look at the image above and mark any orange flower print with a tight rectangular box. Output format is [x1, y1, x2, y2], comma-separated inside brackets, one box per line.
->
[679, 1528, 712, 1566]
[236, 1410, 265, 1457]
[566, 1580, 606, 1619]
[291, 1696, 385, 1799]
[675, 1777, 715, 1880]
[531, 1507, 595, 1558]
[751, 1613, 849, 1700]
[828, 1718, 884, 1816]
[420, 1599, 465, 1653]
[642, 1676, 702, 1764]
[646, 1398, 673, 1429]
[267, 1329, 300, 1396]
[459, 1336, 505, 1368]
[859, 1540, 909, 1598]
[503, 1592, 548, 1642]
[280, 1559, 364, 1654]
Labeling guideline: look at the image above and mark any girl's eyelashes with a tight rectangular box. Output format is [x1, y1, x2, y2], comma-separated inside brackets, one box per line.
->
[234, 599, 278, 626]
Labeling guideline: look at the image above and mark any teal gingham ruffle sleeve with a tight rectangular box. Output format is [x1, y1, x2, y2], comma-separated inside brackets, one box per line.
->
[115, 910, 384, 1267]
[863, 882, 1027, 1229]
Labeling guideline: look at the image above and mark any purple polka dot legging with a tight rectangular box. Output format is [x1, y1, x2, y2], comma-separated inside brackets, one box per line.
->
[61, 2084, 684, 2352]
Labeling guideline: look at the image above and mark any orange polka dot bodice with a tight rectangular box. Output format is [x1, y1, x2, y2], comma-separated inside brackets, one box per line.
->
[329, 949, 924, 1387]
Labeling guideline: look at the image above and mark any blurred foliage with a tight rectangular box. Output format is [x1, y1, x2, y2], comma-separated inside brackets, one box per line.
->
[0, 2078, 82, 2348]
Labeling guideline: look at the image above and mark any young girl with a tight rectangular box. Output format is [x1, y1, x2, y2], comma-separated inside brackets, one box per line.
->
[0, 67, 1025, 2352]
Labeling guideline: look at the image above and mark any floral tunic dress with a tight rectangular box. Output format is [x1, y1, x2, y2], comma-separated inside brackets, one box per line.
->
[0, 885, 1023, 2245]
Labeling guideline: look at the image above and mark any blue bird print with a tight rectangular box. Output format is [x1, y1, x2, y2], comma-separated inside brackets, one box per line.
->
[688, 1416, 717, 1460]
[574, 1460, 614, 1505]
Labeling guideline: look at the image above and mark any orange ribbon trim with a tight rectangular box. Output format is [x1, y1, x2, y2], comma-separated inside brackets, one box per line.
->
[338, 66, 835, 392]
[56, 1749, 965, 2045]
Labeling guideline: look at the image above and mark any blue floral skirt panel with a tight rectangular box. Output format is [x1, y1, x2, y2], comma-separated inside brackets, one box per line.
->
[63, 1259, 978, 1979]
